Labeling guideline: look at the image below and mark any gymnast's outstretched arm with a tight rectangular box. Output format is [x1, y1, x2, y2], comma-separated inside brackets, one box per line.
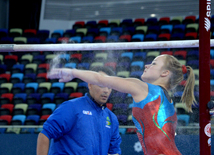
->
[48, 68, 148, 102]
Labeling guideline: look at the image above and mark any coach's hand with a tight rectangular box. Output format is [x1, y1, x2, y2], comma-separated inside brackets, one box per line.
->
[47, 68, 74, 82]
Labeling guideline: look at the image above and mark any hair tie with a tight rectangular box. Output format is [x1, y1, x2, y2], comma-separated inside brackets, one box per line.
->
[182, 65, 187, 74]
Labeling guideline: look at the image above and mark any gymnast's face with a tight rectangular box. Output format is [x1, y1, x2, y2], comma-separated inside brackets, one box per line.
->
[141, 55, 166, 83]
[88, 71, 112, 106]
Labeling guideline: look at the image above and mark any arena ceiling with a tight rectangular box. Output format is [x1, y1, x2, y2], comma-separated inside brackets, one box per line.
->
[44, 0, 210, 21]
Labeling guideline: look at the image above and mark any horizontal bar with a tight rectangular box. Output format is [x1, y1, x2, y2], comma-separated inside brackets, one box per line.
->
[0, 40, 213, 52]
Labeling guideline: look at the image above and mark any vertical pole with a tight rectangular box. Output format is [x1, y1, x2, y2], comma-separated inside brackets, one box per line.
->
[199, 0, 211, 154]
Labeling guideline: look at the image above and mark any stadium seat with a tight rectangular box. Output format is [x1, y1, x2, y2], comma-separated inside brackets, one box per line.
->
[106, 103, 113, 111]
[26, 104, 42, 116]
[97, 20, 108, 28]
[25, 82, 39, 94]
[11, 83, 25, 94]
[69, 36, 81, 43]
[185, 23, 198, 33]
[63, 82, 78, 94]
[13, 93, 27, 104]
[23, 29, 37, 38]
[4, 55, 18, 70]
[11, 64, 25, 74]
[108, 19, 120, 28]
[39, 114, 50, 125]
[0, 83, 13, 94]
[0, 28, 8, 38]
[41, 103, 56, 115]
[170, 16, 183, 25]
[13, 103, 28, 115]
[158, 17, 170, 26]
[110, 27, 123, 36]
[144, 34, 157, 41]
[9, 28, 22, 37]
[24, 63, 38, 74]
[99, 27, 111, 36]
[120, 19, 133, 28]
[73, 21, 85, 29]
[0, 64, 7, 74]
[54, 93, 69, 105]
[133, 18, 145, 27]
[0, 73, 11, 84]
[177, 114, 190, 126]
[11, 114, 26, 125]
[69, 92, 83, 99]
[86, 28, 99, 37]
[131, 34, 144, 42]
[37, 82, 51, 94]
[37, 63, 50, 74]
[26, 93, 40, 105]
[146, 17, 158, 26]
[85, 20, 97, 29]
[1, 103, 14, 114]
[174, 50, 187, 60]
[51, 29, 64, 39]
[23, 73, 36, 83]
[33, 55, 46, 65]
[64, 62, 77, 69]
[157, 33, 171, 41]
[182, 15, 196, 25]
[36, 73, 48, 83]
[41, 93, 55, 105]
[13, 37, 27, 44]
[185, 32, 198, 40]
[122, 27, 135, 36]
[0, 115, 12, 125]
[24, 115, 40, 125]
[63, 29, 76, 38]
[50, 82, 65, 94]
[94, 36, 106, 43]
[10, 73, 24, 84]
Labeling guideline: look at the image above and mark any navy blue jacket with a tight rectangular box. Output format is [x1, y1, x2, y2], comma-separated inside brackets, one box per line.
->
[41, 93, 121, 155]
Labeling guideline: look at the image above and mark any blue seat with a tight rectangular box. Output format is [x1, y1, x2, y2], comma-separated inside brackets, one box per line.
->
[41, 93, 55, 104]
[120, 19, 133, 28]
[170, 33, 185, 40]
[130, 71, 143, 79]
[186, 60, 199, 69]
[42, 103, 56, 112]
[122, 27, 135, 35]
[0, 37, 14, 44]
[119, 128, 127, 135]
[69, 36, 81, 43]
[87, 28, 99, 37]
[131, 34, 144, 41]
[134, 52, 147, 60]
[12, 83, 25, 94]
[0, 64, 7, 74]
[12, 64, 25, 73]
[0, 28, 8, 38]
[77, 63, 90, 70]
[27, 37, 41, 44]
[27, 93, 41, 104]
[11, 73, 24, 83]
[36, 30, 50, 41]
[172, 24, 186, 34]
[14, 93, 27, 103]
[160, 24, 173, 33]
[55, 92, 69, 100]
[177, 114, 190, 126]
[210, 49, 214, 59]
[111, 27, 123, 36]
[27, 104, 42, 115]
[106, 35, 119, 42]
[82, 36, 94, 43]
[99, 27, 111, 36]
[121, 52, 133, 61]
[64, 62, 77, 68]
[25, 82, 38, 93]
[131, 61, 144, 69]
[51, 82, 65, 93]
[25, 115, 40, 124]
[45, 38, 57, 43]
[146, 17, 158, 26]
[51, 29, 64, 38]
[147, 25, 160, 34]
[23, 73, 36, 83]
[144, 34, 157, 41]
[33, 55, 45, 63]
[12, 115, 26, 125]
[59, 54, 70, 62]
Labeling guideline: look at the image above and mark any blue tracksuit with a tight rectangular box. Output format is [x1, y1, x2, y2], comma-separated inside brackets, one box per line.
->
[41, 93, 121, 155]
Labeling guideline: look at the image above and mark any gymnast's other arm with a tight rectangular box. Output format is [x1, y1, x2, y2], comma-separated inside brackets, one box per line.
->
[37, 133, 50, 155]
[48, 68, 148, 102]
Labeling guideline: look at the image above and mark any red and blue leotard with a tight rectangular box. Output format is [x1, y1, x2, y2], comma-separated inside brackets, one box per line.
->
[132, 83, 181, 155]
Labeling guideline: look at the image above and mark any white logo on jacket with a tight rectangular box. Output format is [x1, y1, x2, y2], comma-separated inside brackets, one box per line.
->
[83, 110, 92, 115]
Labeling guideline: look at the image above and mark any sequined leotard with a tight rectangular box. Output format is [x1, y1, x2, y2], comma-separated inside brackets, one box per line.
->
[132, 83, 181, 155]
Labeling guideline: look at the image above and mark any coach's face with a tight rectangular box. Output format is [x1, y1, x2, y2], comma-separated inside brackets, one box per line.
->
[88, 71, 112, 106]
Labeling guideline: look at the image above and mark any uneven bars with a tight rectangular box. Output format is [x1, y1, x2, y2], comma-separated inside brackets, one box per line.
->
[0, 39, 214, 52]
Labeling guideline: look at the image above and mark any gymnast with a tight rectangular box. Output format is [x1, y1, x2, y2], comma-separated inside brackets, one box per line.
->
[48, 54, 196, 155]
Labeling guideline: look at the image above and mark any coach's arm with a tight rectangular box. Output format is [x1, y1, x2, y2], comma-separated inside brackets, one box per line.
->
[37, 133, 50, 155]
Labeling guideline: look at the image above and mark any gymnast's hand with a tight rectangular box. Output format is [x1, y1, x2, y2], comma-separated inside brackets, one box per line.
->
[47, 68, 74, 82]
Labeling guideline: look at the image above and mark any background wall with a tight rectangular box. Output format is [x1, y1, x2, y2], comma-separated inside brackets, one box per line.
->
[0, 134, 207, 155]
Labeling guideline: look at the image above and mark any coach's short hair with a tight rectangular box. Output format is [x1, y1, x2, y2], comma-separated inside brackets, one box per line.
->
[90, 66, 115, 76]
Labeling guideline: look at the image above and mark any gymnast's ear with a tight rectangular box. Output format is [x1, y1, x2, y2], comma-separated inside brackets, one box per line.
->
[161, 70, 170, 77]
